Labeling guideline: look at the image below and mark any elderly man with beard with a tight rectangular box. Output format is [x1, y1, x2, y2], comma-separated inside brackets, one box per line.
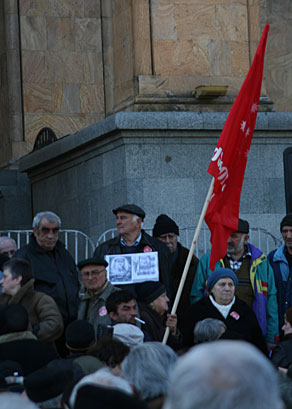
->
[190, 218, 279, 349]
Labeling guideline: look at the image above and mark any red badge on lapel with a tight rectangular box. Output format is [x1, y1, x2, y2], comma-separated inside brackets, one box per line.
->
[143, 246, 152, 253]
[230, 311, 240, 320]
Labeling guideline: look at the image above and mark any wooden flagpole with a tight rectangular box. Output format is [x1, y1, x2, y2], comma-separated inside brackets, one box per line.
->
[162, 177, 215, 345]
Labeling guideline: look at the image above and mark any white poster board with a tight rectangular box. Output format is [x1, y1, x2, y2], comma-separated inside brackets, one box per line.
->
[105, 252, 159, 285]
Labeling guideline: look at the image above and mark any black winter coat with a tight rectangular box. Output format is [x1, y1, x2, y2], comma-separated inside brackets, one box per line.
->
[15, 236, 80, 324]
[182, 296, 268, 355]
[94, 230, 171, 297]
[271, 334, 292, 368]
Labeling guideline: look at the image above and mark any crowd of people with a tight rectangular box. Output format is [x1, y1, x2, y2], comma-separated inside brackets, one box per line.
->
[1, 206, 292, 408]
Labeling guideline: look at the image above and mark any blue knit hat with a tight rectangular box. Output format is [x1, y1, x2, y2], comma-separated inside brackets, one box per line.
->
[207, 268, 238, 291]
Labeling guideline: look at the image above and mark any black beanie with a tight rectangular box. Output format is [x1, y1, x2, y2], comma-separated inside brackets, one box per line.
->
[0, 304, 28, 336]
[65, 320, 95, 351]
[135, 281, 166, 304]
[75, 384, 148, 409]
[153, 214, 179, 237]
[280, 214, 292, 232]
[24, 365, 74, 403]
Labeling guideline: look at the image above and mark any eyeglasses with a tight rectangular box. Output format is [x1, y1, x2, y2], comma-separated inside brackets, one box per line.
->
[81, 269, 106, 278]
[40, 227, 59, 234]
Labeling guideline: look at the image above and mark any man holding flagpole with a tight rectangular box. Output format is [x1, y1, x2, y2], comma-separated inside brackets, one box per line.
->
[188, 24, 278, 348]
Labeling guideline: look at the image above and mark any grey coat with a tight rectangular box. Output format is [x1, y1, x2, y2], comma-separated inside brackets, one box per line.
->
[77, 281, 119, 334]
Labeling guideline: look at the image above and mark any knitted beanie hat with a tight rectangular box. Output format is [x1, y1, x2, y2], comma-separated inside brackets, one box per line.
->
[65, 320, 95, 351]
[24, 365, 74, 403]
[207, 268, 238, 291]
[280, 214, 292, 232]
[152, 214, 179, 237]
[135, 281, 166, 304]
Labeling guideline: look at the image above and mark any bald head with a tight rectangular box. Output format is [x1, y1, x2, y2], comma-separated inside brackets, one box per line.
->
[0, 237, 17, 259]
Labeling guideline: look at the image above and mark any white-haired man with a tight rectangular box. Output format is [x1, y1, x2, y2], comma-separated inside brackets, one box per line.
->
[163, 340, 284, 409]
[14, 211, 80, 327]
[94, 204, 171, 296]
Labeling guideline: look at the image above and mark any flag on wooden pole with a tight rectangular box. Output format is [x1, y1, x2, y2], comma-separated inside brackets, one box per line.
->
[205, 24, 270, 271]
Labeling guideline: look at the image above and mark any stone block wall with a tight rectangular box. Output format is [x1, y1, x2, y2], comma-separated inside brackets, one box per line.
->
[20, 0, 105, 150]
[19, 112, 292, 248]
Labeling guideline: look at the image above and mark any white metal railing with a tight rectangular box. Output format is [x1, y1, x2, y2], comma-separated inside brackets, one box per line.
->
[96, 227, 282, 259]
[1, 226, 282, 264]
[0, 230, 95, 264]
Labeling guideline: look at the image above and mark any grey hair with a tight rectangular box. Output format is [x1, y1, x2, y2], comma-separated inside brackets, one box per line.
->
[32, 211, 61, 230]
[163, 341, 283, 409]
[193, 318, 227, 344]
[0, 393, 38, 409]
[121, 342, 178, 400]
[0, 236, 17, 247]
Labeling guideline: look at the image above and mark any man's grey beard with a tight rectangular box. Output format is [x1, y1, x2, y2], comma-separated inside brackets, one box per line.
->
[227, 235, 246, 255]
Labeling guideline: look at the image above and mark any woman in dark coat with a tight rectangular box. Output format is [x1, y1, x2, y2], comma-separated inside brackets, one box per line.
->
[182, 268, 268, 355]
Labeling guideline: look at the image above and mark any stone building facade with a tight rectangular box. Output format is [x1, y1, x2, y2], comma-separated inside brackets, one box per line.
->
[0, 0, 292, 240]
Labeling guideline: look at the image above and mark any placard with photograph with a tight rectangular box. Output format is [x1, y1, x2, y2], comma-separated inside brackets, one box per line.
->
[105, 252, 159, 285]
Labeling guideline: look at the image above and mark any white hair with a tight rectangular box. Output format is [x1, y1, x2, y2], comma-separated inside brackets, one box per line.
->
[163, 341, 283, 409]
[32, 211, 61, 229]
[121, 342, 178, 400]
[69, 367, 132, 408]
[132, 214, 143, 227]
[0, 393, 38, 409]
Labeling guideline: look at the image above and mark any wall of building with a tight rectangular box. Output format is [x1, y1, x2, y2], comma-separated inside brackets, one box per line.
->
[19, 0, 105, 151]
[19, 112, 292, 248]
[1, 0, 292, 168]
[259, 0, 292, 112]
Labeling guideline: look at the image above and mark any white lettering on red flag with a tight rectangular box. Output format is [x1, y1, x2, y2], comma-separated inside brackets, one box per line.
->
[205, 24, 270, 270]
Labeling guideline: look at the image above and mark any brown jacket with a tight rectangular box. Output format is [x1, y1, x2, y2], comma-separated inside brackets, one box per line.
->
[0, 279, 63, 343]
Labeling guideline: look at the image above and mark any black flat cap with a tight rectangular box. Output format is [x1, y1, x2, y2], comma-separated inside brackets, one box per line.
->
[78, 258, 108, 269]
[237, 218, 249, 234]
[112, 204, 146, 220]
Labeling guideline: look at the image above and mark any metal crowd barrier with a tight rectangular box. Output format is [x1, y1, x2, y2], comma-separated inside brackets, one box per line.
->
[96, 226, 282, 259]
[1, 226, 282, 264]
[0, 229, 95, 264]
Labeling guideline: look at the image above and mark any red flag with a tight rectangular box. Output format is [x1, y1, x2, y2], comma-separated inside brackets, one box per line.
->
[205, 24, 270, 270]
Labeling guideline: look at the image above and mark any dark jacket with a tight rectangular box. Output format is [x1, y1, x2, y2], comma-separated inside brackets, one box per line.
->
[15, 236, 80, 324]
[271, 334, 292, 368]
[94, 230, 171, 297]
[138, 302, 183, 351]
[171, 242, 198, 324]
[0, 331, 59, 375]
[0, 279, 63, 343]
[268, 244, 292, 331]
[181, 296, 268, 354]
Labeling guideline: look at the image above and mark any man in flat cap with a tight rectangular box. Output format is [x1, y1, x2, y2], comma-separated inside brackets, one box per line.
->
[190, 218, 279, 348]
[152, 214, 198, 323]
[77, 258, 120, 334]
[268, 214, 292, 331]
[93, 204, 171, 296]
